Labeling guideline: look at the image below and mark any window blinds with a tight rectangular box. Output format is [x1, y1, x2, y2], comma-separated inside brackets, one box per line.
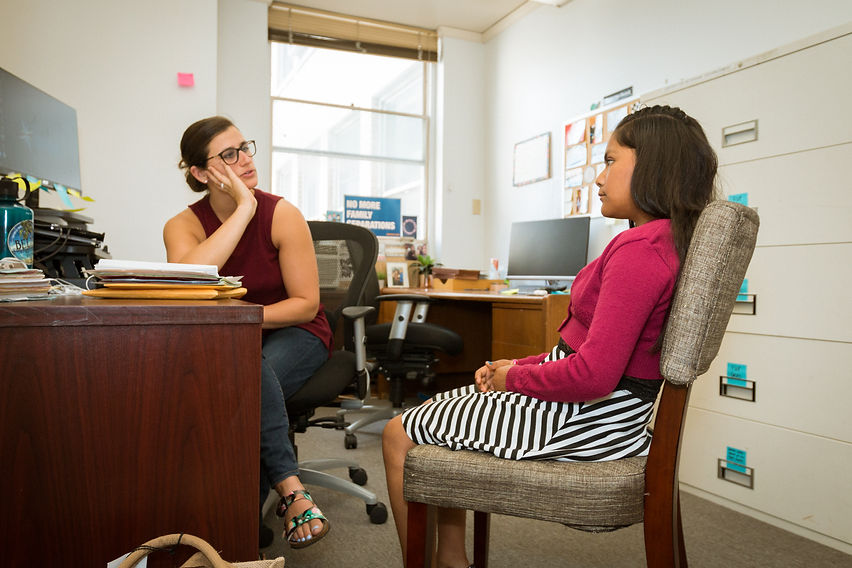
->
[268, 2, 438, 62]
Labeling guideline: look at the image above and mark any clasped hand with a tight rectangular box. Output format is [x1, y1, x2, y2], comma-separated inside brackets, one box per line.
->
[474, 359, 514, 393]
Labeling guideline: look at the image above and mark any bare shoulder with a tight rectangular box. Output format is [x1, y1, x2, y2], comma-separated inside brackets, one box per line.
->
[163, 207, 206, 249]
[164, 207, 202, 235]
[272, 196, 305, 221]
[271, 197, 310, 246]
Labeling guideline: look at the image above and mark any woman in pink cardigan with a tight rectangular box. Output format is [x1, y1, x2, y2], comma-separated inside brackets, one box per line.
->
[382, 105, 719, 568]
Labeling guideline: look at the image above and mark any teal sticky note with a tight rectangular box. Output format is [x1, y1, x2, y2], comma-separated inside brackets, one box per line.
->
[54, 183, 74, 209]
[727, 363, 747, 378]
[726, 363, 747, 387]
[736, 278, 749, 302]
[726, 446, 747, 472]
[728, 192, 749, 206]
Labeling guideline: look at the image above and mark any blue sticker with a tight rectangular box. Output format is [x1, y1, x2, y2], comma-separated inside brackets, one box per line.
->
[54, 183, 74, 209]
[726, 363, 747, 379]
[726, 362, 747, 387]
[726, 446, 747, 472]
[728, 192, 749, 206]
[736, 278, 749, 302]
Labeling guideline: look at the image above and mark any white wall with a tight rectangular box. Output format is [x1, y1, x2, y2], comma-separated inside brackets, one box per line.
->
[218, 0, 272, 191]
[0, 0, 218, 262]
[433, 36, 486, 270]
[469, 0, 852, 269]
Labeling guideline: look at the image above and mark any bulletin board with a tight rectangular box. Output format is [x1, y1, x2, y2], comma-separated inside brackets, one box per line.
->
[562, 99, 639, 216]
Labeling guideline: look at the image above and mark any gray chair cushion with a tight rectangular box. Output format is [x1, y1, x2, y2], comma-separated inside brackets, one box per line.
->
[661, 201, 759, 385]
[404, 445, 647, 531]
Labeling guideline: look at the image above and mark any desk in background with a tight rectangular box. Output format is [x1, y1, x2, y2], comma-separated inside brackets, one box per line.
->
[0, 296, 262, 566]
[378, 288, 571, 381]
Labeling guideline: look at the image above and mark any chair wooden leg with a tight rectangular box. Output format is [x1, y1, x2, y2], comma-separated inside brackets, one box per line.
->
[677, 493, 687, 567]
[473, 511, 490, 568]
[643, 383, 690, 568]
[407, 501, 429, 568]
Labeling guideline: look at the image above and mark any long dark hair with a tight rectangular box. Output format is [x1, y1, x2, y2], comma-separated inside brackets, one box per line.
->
[613, 105, 718, 265]
[178, 116, 235, 193]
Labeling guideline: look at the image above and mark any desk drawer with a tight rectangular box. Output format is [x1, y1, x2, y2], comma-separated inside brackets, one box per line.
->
[680, 409, 852, 546]
[492, 303, 546, 359]
[691, 333, 852, 441]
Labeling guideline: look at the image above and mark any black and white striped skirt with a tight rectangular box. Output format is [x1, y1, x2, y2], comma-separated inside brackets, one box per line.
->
[401, 340, 662, 462]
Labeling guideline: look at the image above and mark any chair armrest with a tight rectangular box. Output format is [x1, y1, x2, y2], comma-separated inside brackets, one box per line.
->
[342, 305, 376, 320]
[341, 305, 374, 399]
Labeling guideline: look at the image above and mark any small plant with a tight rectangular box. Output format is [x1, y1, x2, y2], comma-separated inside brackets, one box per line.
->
[375, 269, 386, 281]
[416, 254, 438, 276]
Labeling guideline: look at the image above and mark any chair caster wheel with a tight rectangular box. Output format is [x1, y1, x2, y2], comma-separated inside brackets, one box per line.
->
[349, 466, 368, 486]
[367, 502, 388, 524]
[344, 433, 358, 449]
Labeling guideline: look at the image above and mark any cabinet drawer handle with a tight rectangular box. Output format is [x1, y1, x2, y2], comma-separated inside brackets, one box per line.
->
[718, 459, 755, 489]
[722, 119, 759, 147]
[719, 376, 756, 401]
[733, 293, 757, 315]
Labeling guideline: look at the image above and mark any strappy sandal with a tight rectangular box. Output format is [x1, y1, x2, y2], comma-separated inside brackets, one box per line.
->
[275, 489, 330, 549]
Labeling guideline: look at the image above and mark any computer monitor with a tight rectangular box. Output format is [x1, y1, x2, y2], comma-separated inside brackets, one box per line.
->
[0, 67, 82, 196]
[506, 216, 590, 290]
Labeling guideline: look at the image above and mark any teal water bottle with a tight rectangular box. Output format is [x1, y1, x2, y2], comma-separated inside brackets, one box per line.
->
[1, 178, 35, 267]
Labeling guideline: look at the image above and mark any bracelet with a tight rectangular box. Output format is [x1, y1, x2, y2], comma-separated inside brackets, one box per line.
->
[512, 359, 518, 365]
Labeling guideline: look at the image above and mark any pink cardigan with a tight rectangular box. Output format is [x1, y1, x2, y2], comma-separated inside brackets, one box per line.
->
[506, 219, 679, 402]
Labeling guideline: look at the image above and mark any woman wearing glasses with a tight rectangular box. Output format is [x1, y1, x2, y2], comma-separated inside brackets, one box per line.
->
[164, 116, 332, 550]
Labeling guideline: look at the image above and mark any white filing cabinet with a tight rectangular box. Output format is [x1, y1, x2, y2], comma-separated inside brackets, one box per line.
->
[644, 25, 852, 552]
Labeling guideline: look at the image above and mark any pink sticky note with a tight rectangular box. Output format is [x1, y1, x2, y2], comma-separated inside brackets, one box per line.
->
[177, 72, 194, 87]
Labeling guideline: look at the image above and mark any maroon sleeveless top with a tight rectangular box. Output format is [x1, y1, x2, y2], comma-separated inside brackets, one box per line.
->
[188, 189, 332, 352]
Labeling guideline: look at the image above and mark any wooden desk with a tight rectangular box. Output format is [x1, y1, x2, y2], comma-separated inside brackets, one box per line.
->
[0, 296, 263, 566]
[378, 288, 571, 377]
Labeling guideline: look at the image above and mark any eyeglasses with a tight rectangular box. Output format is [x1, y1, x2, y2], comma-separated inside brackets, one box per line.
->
[206, 140, 256, 165]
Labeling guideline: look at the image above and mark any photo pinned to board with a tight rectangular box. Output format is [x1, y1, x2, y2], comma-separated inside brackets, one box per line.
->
[564, 143, 587, 170]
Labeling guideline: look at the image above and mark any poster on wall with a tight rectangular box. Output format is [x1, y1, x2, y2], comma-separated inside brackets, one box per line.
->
[344, 195, 401, 237]
[402, 215, 418, 238]
[512, 132, 551, 187]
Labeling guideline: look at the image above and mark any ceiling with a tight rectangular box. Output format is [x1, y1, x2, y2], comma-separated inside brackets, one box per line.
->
[280, 1, 546, 35]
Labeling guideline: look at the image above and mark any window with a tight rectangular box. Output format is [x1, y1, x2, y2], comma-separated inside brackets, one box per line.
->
[270, 43, 432, 239]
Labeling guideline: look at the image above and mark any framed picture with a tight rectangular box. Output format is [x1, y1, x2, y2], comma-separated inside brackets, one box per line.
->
[386, 261, 410, 288]
[513, 132, 551, 187]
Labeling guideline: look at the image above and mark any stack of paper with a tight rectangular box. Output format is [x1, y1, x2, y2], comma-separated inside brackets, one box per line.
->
[82, 259, 247, 300]
[0, 257, 52, 301]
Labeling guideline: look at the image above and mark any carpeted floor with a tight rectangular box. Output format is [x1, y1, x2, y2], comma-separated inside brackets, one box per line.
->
[261, 407, 850, 567]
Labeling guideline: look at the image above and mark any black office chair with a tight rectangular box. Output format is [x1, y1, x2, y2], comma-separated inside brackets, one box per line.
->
[279, 220, 388, 524]
[339, 280, 463, 449]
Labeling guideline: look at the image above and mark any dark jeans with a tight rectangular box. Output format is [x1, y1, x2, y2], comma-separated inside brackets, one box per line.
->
[259, 326, 328, 507]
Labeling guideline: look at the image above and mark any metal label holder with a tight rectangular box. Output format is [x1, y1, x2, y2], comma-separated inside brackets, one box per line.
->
[718, 458, 755, 489]
[733, 293, 757, 315]
[719, 376, 756, 402]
